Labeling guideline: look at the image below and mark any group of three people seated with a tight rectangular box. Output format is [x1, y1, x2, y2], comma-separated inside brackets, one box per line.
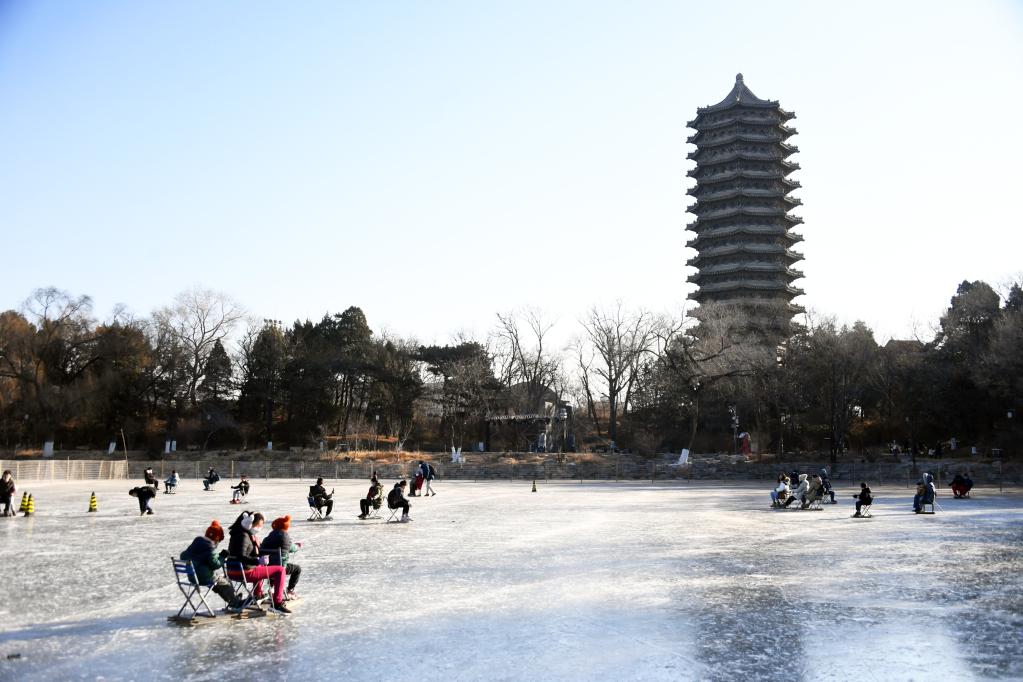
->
[771, 471, 828, 509]
[179, 510, 302, 614]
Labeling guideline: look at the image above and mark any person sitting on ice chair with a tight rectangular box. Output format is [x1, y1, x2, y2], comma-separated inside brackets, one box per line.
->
[387, 480, 412, 523]
[231, 475, 250, 504]
[852, 482, 873, 517]
[770, 475, 790, 508]
[802, 474, 824, 509]
[308, 478, 333, 519]
[358, 475, 384, 519]
[782, 474, 808, 508]
[913, 473, 936, 513]
[179, 520, 242, 609]
[203, 467, 220, 491]
[164, 469, 180, 494]
[144, 467, 160, 491]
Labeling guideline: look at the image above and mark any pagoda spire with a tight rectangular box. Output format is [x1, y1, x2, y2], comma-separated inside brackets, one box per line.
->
[685, 75, 804, 343]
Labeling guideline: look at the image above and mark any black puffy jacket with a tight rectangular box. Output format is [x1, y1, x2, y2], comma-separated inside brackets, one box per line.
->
[227, 528, 259, 567]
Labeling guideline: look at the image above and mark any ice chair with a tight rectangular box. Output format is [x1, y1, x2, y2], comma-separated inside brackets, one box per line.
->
[365, 498, 383, 519]
[171, 558, 217, 620]
[805, 496, 824, 510]
[386, 506, 401, 523]
[921, 500, 938, 514]
[307, 496, 324, 521]
[224, 558, 276, 613]
[851, 501, 875, 517]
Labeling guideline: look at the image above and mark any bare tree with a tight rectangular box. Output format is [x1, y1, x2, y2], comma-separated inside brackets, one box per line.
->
[153, 288, 244, 406]
[576, 303, 656, 445]
[653, 304, 771, 453]
[493, 308, 563, 411]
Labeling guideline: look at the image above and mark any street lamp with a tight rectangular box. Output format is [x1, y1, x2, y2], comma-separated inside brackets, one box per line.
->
[728, 404, 739, 455]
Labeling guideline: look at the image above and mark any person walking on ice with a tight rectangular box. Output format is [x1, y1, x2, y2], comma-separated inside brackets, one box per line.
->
[387, 480, 412, 523]
[423, 461, 437, 496]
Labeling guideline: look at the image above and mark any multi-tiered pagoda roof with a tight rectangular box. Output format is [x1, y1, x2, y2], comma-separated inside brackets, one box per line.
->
[686, 74, 805, 338]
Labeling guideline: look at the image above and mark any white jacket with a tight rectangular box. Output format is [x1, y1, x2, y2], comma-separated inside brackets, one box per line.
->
[791, 474, 809, 498]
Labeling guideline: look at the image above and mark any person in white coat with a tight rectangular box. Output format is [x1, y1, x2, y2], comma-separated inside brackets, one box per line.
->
[782, 474, 808, 508]
[771, 475, 790, 507]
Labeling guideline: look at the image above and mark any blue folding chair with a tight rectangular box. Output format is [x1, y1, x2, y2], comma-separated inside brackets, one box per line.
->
[171, 558, 217, 620]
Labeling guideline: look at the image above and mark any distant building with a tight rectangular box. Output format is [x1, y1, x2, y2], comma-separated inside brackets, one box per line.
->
[686, 74, 805, 343]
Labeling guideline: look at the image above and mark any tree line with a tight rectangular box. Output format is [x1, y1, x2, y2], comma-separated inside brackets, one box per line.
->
[0, 280, 1019, 458]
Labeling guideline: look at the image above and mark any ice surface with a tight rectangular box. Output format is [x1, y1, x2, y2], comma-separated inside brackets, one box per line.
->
[0, 479, 1020, 681]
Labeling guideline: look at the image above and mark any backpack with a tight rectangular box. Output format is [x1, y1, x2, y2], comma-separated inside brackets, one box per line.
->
[428, 464, 436, 478]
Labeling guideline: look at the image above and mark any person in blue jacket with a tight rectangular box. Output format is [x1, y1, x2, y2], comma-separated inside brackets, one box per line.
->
[913, 472, 936, 513]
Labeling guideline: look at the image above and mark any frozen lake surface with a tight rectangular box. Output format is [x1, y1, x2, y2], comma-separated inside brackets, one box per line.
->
[0, 478, 1021, 681]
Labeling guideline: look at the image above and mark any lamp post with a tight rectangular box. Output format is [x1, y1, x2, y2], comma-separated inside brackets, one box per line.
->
[728, 404, 739, 455]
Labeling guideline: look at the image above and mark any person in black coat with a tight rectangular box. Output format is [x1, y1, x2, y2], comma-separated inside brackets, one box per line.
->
[0, 470, 16, 517]
[143, 467, 159, 490]
[226, 511, 290, 613]
[308, 478, 334, 518]
[852, 482, 873, 517]
[129, 485, 157, 515]
[261, 515, 302, 597]
[387, 480, 412, 522]
[230, 475, 250, 504]
[203, 467, 220, 491]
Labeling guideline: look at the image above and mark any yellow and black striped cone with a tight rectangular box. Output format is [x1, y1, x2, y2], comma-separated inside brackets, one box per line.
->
[88, 492, 98, 513]
[532, 479, 537, 493]
[18, 491, 28, 513]
[24, 494, 34, 516]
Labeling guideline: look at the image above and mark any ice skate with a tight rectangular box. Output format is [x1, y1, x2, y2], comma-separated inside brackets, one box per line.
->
[399, 514, 412, 523]
[272, 601, 292, 614]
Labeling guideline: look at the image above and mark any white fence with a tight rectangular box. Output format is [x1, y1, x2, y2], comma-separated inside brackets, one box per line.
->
[1, 460, 128, 481]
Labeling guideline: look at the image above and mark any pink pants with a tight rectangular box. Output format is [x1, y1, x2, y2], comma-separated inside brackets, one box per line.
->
[229, 565, 286, 603]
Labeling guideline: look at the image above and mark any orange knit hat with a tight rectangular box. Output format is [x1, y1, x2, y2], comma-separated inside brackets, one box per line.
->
[205, 520, 225, 543]
[271, 515, 291, 531]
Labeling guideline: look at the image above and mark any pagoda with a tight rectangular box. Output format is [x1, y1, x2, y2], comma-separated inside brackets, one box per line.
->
[686, 74, 804, 342]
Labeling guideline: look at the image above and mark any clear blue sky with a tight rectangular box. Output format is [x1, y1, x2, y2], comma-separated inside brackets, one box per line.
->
[1, 0, 1021, 343]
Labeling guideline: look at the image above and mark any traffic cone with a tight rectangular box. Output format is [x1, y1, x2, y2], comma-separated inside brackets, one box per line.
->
[24, 494, 34, 516]
[88, 492, 98, 513]
[18, 491, 28, 513]
[532, 479, 537, 493]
